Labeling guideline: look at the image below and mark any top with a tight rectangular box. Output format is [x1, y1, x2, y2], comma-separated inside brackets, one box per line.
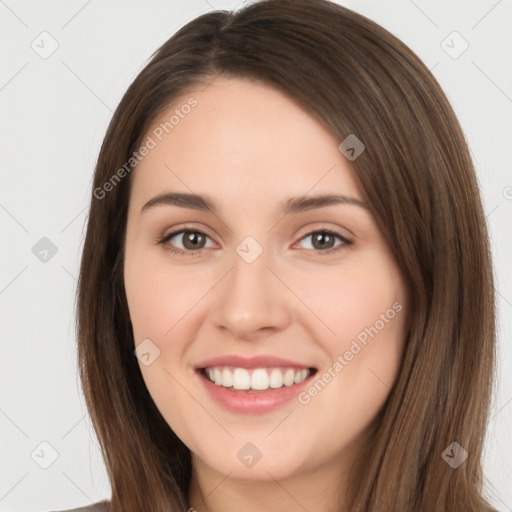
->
[51, 501, 109, 512]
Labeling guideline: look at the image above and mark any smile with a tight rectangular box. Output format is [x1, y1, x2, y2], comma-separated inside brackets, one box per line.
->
[194, 355, 318, 414]
[202, 366, 312, 391]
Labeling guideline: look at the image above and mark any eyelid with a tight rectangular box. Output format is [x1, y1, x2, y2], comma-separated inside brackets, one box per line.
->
[156, 222, 354, 255]
[156, 224, 218, 250]
[295, 222, 352, 242]
[292, 228, 352, 254]
[159, 223, 217, 242]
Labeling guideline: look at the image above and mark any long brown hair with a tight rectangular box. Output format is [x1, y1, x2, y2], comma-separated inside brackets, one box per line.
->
[76, 0, 498, 510]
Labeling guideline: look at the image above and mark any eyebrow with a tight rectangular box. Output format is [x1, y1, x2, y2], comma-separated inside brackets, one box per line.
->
[140, 192, 368, 215]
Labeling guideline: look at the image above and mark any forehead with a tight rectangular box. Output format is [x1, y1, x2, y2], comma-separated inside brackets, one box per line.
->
[129, 76, 361, 208]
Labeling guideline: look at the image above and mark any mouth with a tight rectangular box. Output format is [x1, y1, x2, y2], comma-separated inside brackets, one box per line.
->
[194, 355, 319, 413]
[194, 357, 318, 414]
[198, 366, 317, 392]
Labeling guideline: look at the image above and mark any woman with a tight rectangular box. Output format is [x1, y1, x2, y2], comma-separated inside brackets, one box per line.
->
[69, 0, 498, 510]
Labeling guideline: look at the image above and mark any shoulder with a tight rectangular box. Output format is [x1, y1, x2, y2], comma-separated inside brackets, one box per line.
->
[50, 500, 110, 512]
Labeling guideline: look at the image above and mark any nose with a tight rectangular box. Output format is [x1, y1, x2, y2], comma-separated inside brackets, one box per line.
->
[211, 242, 294, 341]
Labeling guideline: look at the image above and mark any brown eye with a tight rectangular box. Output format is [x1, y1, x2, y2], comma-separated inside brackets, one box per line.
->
[310, 232, 337, 250]
[158, 230, 214, 254]
[297, 229, 353, 255]
[179, 231, 207, 250]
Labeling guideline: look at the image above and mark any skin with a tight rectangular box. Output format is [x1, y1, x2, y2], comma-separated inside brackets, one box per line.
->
[123, 76, 408, 512]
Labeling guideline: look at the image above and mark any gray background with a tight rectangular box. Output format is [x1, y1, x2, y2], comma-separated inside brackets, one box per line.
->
[0, 0, 511, 511]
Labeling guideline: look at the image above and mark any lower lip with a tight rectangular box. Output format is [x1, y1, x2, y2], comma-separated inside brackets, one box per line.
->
[196, 370, 315, 414]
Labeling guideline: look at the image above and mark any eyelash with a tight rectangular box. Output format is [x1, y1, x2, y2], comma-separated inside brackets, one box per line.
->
[155, 227, 353, 257]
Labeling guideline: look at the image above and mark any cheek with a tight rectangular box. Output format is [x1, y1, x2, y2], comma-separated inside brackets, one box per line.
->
[124, 249, 207, 343]
[300, 255, 407, 421]
[124, 252, 206, 444]
[295, 253, 404, 348]
[295, 251, 407, 415]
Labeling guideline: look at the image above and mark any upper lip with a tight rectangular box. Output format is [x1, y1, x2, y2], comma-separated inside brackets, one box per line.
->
[195, 355, 315, 370]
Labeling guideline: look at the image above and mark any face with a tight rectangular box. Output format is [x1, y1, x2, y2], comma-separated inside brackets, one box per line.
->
[123, 76, 407, 486]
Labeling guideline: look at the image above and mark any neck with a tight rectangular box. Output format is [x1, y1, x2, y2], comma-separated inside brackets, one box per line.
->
[187, 453, 352, 512]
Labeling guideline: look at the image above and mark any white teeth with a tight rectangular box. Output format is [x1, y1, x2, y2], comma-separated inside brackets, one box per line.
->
[283, 368, 295, 386]
[251, 369, 269, 390]
[222, 368, 233, 388]
[295, 368, 308, 384]
[269, 368, 283, 388]
[203, 366, 311, 390]
[232, 368, 251, 389]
